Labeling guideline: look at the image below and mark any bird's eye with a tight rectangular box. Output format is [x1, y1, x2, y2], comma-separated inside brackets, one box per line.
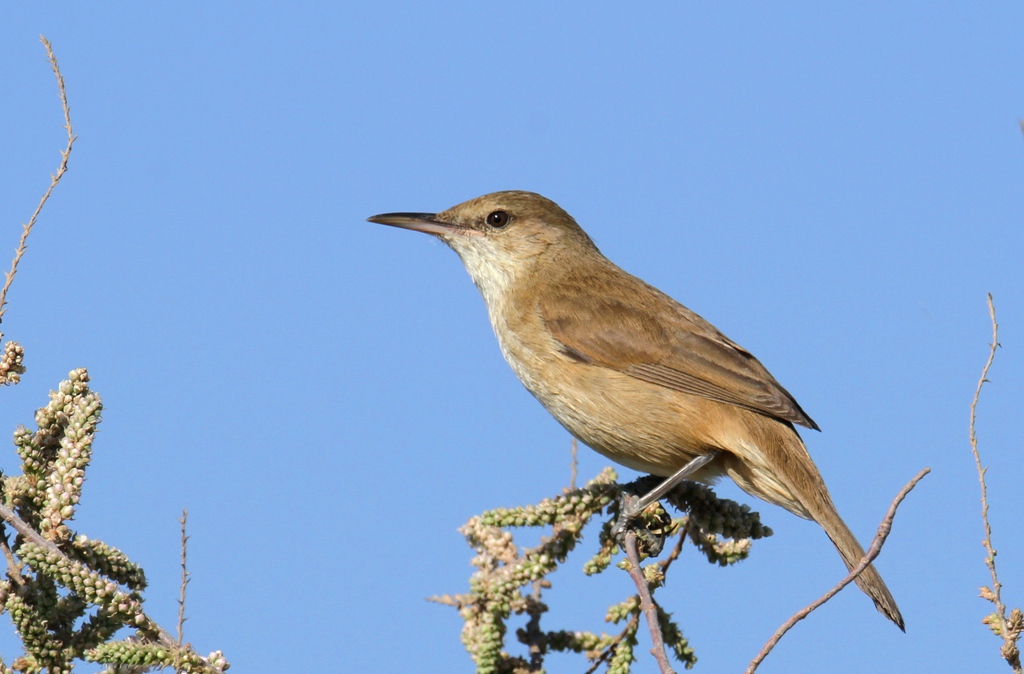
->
[485, 211, 510, 228]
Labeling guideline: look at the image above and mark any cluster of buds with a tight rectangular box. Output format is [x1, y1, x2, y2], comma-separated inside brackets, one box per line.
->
[0, 370, 229, 672]
[0, 337, 25, 385]
[437, 466, 769, 673]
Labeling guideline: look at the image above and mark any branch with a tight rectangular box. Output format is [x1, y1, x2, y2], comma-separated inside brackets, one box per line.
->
[178, 508, 190, 645]
[569, 438, 579, 491]
[969, 294, 1022, 673]
[0, 501, 177, 648]
[0, 35, 77, 322]
[971, 295, 1002, 609]
[0, 534, 24, 586]
[583, 612, 640, 674]
[746, 467, 930, 674]
[658, 524, 687, 574]
[0, 502, 62, 556]
[623, 530, 675, 674]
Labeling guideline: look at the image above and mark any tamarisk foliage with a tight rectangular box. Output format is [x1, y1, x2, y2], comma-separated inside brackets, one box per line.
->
[0, 369, 229, 673]
[432, 467, 771, 673]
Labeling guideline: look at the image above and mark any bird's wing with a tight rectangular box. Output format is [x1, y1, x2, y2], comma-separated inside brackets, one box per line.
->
[538, 276, 818, 430]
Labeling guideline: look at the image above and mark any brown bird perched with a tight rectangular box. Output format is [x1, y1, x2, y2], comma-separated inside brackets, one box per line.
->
[367, 190, 904, 630]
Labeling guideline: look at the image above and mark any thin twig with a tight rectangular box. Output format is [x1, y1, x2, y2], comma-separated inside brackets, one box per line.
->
[969, 295, 1021, 672]
[520, 579, 546, 670]
[623, 530, 675, 674]
[0, 535, 24, 586]
[583, 612, 640, 674]
[0, 35, 77, 322]
[971, 294, 1002, 616]
[746, 467, 930, 673]
[658, 524, 687, 574]
[178, 509, 190, 645]
[569, 438, 578, 491]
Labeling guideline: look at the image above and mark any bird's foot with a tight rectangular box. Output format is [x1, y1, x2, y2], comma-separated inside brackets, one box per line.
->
[611, 451, 722, 557]
[612, 488, 672, 557]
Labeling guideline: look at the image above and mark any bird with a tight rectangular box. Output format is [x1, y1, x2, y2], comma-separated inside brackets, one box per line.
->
[367, 190, 904, 630]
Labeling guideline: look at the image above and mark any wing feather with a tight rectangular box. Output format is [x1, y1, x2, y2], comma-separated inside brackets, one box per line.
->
[539, 274, 818, 430]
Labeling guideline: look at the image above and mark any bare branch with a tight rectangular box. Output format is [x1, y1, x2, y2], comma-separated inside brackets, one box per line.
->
[178, 508, 190, 645]
[971, 294, 1002, 611]
[746, 467, 930, 674]
[569, 437, 578, 491]
[0, 35, 78, 322]
[623, 530, 675, 674]
[969, 294, 1022, 673]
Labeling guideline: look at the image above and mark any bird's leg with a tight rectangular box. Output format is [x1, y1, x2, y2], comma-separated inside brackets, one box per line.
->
[638, 450, 721, 512]
[612, 450, 721, 553]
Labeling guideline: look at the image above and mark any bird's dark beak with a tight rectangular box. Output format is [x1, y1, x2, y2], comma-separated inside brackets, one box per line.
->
[367, 212, 470, 237]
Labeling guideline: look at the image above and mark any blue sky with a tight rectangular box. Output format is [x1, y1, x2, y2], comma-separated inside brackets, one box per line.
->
[1, 3, 1022, 672]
